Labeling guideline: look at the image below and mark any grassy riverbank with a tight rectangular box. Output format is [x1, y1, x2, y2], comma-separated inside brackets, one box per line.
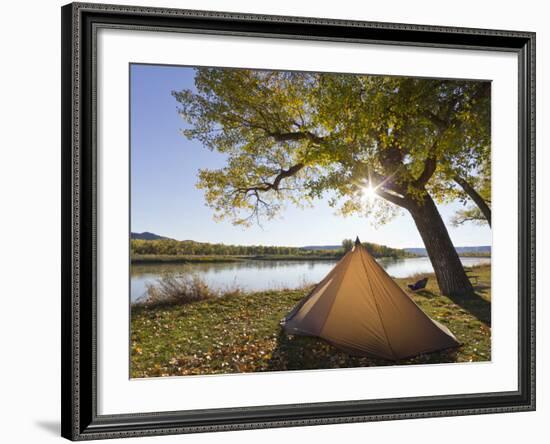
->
[130, 265, 491, 378]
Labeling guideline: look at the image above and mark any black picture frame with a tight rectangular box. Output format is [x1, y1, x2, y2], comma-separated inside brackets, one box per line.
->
[61, 2, 536, 440]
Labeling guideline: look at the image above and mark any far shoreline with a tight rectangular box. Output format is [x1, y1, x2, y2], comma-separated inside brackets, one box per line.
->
[131, 253, 491, 264]
[131, 254, 343, 264]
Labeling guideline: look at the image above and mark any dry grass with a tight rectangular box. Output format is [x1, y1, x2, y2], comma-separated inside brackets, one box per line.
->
[138, 274, 242, 308]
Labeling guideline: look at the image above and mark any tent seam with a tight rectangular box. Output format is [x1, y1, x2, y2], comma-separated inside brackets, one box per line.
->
[359, 247, 398, 360]
[317, 252, 354, 335]
[283, 251, 350, 323]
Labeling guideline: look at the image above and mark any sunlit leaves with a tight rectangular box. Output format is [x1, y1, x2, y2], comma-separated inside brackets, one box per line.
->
[172, 69, 490, 226]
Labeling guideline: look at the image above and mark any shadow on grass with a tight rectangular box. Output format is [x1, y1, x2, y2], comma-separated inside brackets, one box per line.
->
[266, 329, 391, 371]
[473, 283, 491, 294]
[446, 292, 491, 327]
[266, 329, 460, 372]
[411, 287, 491, 328]
[414, 289, 437, 299]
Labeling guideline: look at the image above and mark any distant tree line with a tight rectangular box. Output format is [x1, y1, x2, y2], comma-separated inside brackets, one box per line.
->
[341, 239, 415, 258]
[131, 238, 413, 259]
[132, 239, 305, 256]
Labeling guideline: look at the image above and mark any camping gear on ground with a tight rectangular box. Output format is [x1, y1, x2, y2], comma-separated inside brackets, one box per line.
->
[408, 277, 429, 291]
[282, 237, 460, 360]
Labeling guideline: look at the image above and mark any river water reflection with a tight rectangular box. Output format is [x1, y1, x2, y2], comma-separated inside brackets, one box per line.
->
[130, 256, 491, 302]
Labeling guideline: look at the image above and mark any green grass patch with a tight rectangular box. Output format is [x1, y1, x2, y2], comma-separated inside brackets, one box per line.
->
[130, 265, 491, 378]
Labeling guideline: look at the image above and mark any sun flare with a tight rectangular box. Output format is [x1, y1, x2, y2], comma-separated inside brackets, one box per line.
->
[363, 183, 377, 202]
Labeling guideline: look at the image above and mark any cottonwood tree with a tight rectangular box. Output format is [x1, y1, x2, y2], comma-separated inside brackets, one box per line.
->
[342, 239, 354, 253]
[173, 69, 490, 296]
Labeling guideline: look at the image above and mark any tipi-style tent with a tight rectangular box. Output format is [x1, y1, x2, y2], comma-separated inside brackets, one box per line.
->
[282, 237, 459, 360]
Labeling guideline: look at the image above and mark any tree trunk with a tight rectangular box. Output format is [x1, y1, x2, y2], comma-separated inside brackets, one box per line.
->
[408, 194, 474, 297]
[454, 175, 491, 227]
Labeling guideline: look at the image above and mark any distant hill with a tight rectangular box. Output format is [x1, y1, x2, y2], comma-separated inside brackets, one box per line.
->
[130, 232, 172, 241]
[404, 246, 491, 256]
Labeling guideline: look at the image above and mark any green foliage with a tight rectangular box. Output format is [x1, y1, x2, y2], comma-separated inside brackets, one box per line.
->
[131, 238, 305, 256]
[341, 238, 354, 252]
[130, 238, 413, 259]
[131, 254, 243, 264]
[173, 69, 490, 226]
[340, 238, 417, 258]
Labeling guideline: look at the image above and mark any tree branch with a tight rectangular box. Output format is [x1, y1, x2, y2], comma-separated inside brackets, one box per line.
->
[227, 163, 306, 226]
[414, 155, 437, 188]
[454, 175, 492, 227]
[232, 163, 305, 196]
[268, 131, 324, 144]
[375, 188, 407, 207]
[271, 163, 305, 190]
[368, 166, 408, 197]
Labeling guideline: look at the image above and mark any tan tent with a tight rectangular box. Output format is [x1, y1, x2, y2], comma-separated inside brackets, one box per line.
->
[282, 238, 460, 360]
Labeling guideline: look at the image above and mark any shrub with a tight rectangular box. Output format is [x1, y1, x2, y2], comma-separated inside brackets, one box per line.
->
[139, 274, 242, 307]
[144, 274, 215, 306]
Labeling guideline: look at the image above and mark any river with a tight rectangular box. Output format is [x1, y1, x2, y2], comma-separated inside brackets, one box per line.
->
[130, 256, 490, 302]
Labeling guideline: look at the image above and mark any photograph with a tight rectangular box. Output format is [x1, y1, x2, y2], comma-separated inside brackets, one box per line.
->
[129, 64, 492, 378]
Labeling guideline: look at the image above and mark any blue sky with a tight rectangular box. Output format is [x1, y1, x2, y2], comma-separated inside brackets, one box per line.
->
[130, 64, 491, 249]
